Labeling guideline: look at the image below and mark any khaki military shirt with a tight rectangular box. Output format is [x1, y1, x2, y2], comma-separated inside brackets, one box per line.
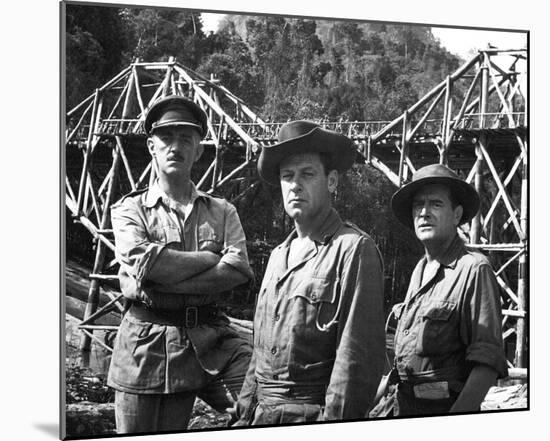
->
[107, 181, 253, 393]
[394, 234, 508, 390]
[238, 209, 386, 421]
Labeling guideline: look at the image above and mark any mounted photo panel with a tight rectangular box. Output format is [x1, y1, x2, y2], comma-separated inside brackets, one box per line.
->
[61, 0, 528, 439]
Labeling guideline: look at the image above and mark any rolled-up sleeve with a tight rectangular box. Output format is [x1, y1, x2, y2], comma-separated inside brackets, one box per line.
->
[111, 200, 166, 298]
[219, 203, 254, 281]
[462, 263, 508, 378]
[324, 237, 386, 420]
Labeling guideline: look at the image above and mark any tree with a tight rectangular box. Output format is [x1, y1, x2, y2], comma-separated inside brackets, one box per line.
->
[198, 23, 263, 108]
[65, 4, 128, 108]
[121, 8, 206, 66]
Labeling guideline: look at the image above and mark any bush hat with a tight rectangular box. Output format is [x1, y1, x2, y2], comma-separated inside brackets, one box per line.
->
[257, 120, 356, 185]
[391, 163, 480, 228]
[144, 95, 208, 138]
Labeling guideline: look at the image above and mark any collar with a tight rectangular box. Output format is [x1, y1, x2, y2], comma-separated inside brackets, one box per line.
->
[310, 208, 343, 245]
[279, 208, 343, 249]
[407, 234, 466, 300]
[425, 234, 466, 270]
[144, 180, 209, 208]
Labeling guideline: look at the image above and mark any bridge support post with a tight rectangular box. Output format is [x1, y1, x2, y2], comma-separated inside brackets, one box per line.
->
[515, 156, 528, 368]
[470, 134, 485, 245]
[398, 110, 409, 185]
[79, 148, 122, 350]
[80, 73, 135, 350]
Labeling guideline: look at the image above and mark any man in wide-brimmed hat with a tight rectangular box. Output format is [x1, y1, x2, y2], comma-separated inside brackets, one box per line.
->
[370, 164, 507, 417]
[108, 95, 254, 433]
[234, 120, 386, 424]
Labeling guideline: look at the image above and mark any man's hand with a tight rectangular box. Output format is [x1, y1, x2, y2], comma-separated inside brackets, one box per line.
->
[225, 403, 239, 426]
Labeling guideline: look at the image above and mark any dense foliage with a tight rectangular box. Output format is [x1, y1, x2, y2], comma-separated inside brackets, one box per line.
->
[65, 4, 463, 308]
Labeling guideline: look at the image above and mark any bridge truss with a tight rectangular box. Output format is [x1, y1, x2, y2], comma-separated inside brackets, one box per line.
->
[65, 48, 528, 370]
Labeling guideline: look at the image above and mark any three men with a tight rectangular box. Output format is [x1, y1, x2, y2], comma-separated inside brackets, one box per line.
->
[372, 164, 508, 416]
[108, 96, 254, 433]
[235, 121, 386, 424]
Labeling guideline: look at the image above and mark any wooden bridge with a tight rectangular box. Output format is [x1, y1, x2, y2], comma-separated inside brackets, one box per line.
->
[65, 48, 528, 371]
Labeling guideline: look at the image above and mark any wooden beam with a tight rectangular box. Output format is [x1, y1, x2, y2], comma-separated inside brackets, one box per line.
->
[448, 68, 481, 141]
[196, 158, 217, 189]
[408, 88, 446, 141]
[210, 159, 251, 192]
[494, 249, 524, 276]
[487, 60, 516, 127]
[115, 137, 136, 191]
[372, 53, 481, 142]
[478, 141, 525, 240]
[76, 89, 100, 215]
[66, 101, 93, 143]
[132, 66, 146, 116]
[483, 152, 524, 230]
[136, 162, 152, 188]
[174, 65, 259, 149]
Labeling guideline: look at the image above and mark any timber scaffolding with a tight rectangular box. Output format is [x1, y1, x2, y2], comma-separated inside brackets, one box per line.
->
[65, 48, 528, 373]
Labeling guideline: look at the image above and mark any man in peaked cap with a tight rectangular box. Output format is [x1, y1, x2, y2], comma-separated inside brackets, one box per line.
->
[108, 95, 254, 433]
[234, 120, 386, 424]
[370, 164, 507, 417]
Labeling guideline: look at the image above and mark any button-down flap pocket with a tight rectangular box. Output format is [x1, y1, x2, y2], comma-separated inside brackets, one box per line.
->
[163, 226, 180, 244]
[198, 222, 222, 252]
[149, 221, 179, 244]
[198, 223, 219, 241]
[416, 301, 457, 356]
[423, 301, 455, 321]
[292, 276, 335, 304]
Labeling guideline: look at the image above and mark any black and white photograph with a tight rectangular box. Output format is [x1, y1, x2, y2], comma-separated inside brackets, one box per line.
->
[56, 0, 535, 439]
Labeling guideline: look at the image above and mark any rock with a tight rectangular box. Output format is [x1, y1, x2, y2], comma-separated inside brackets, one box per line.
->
[481, 384, 528, 410]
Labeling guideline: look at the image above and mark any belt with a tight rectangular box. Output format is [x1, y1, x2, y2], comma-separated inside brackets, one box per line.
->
[397, 365, 467, 385]
[256, 382, 326, 405]
[128, 302, 219, 327]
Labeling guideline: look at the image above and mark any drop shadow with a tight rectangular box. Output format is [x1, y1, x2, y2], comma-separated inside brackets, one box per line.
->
[33, 423, 59, 439]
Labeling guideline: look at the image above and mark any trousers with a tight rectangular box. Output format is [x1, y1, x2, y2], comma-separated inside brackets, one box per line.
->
[248, 383, 326, 425]
[114, 340, 251, 434]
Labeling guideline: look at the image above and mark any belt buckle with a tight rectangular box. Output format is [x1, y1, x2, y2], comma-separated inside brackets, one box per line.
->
[185, 306, 199, 328]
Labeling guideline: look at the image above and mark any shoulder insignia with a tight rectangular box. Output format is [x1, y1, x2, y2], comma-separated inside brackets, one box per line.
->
[343, 220, 368, 237]
[112, 187, 148, 207]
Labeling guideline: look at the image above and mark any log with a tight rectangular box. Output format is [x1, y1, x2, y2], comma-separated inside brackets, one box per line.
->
[65, 402, 116, 437]
[65, 296, 121, 327]
[65, 259, 120, 308]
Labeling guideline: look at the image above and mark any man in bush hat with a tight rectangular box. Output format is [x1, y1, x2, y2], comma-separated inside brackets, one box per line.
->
[108, 95, 254, 433]
[371, 164, 507, 417]
[234, 120, 386, 424]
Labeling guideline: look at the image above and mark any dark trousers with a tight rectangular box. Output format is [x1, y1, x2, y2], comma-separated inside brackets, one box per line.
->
[394, 382, 458, 417]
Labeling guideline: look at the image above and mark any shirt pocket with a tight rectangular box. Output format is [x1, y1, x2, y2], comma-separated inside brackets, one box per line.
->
[198, 222, 223, 253]
[287, 276, 337, 381]
[415, 301, 460, 356]
[149, 223, 180, 245]
[108, 315, 166, 390]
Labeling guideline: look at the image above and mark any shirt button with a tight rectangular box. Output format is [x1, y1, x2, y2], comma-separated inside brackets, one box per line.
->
[271, 347, 277, 354]
[274, 314, 280, 321]
[403, 329, 409, 335]
[311, 294, 317, 301]
[273, 374, 279, 380]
